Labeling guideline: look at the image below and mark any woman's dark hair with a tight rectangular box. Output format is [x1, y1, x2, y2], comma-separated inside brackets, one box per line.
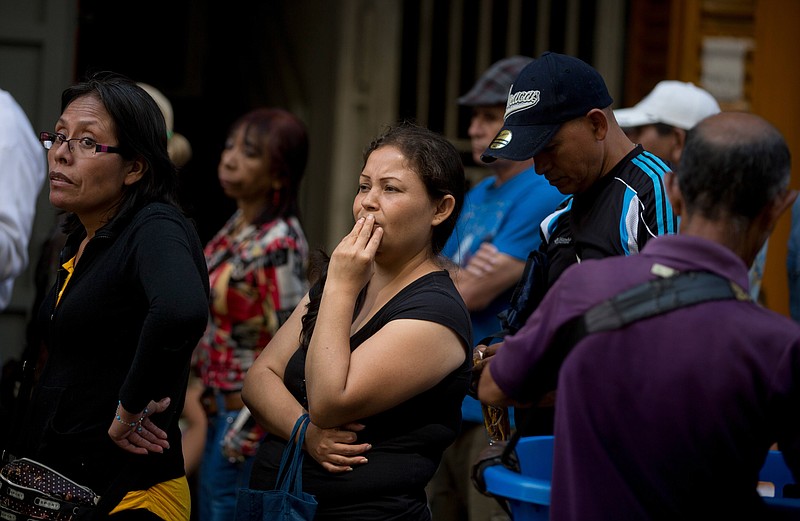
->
[227, 108, 309, 223]
[60, 71, 178, 233]
[299, 122, 465, 350]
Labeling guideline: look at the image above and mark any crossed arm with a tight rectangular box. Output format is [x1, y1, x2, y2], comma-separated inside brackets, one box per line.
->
[243, 216, 466, 472]
[451, 242, 526, 311]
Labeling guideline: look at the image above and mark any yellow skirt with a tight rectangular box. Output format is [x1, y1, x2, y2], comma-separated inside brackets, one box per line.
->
[108, 475, 191, 520]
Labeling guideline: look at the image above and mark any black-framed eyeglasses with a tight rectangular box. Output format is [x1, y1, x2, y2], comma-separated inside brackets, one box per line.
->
[39, 132, 122, 157]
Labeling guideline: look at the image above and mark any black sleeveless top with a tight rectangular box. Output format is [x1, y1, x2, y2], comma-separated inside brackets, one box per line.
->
[249, 270, 472, 520]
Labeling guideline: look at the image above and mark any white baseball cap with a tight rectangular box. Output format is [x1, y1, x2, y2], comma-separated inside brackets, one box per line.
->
[614, 81, 721, 131]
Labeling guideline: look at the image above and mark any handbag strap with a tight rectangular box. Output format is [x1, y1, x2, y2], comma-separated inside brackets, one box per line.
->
[289, 415, 311, 495]
[275, 413, 310, 493]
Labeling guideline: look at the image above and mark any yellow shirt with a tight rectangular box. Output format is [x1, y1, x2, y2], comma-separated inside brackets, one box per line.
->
[56, 256, 75, 306]
[109, 476, 191, 520]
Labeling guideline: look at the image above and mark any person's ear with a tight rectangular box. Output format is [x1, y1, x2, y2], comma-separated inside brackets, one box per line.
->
[671, 128, 687, 164]
[748, 189, 798, 266]
[432, 194, 456, 226]
[664, 170, 684, 217]
[673, 128, 686, 148]
[586, 108, 609, 140]
[763, 189, 799, 231]
[123, 157, 147, 186]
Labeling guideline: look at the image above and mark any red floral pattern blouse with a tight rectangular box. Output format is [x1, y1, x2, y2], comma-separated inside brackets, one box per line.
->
[194, 210, 308, 391]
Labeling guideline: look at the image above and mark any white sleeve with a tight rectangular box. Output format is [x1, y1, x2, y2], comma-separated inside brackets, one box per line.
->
[0, 90, 46, 309]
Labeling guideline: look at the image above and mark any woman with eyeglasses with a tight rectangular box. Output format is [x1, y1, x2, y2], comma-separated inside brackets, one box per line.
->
[18, 72, 209, 520]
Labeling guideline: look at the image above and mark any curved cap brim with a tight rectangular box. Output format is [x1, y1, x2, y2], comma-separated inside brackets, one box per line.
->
[481, 123, 560, 163]
[613, 107, 658, 128]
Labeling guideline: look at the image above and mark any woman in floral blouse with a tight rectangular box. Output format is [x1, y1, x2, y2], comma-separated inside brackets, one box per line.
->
[190, 108, 309, 521]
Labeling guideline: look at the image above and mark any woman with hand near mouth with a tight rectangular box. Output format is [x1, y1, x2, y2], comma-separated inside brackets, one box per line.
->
[20, 72, 209, 520]
[191, 108, 309, 521]
[242, 123, 472, 520]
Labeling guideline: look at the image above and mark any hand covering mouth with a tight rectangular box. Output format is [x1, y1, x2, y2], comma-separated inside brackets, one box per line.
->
[359, 216, 381, 229]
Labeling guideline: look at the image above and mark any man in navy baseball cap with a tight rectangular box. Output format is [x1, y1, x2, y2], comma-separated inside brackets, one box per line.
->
[482, 51, 613, 164]
[476, 52, 678, 436]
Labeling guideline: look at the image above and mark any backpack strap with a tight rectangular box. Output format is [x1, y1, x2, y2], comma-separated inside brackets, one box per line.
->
[497, 249, 550, 336]
[584, 266, 749, 334]
[499, 265, 749, 459]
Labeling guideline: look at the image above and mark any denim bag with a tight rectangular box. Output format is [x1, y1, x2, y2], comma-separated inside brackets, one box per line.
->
[235, 413, 317, 520]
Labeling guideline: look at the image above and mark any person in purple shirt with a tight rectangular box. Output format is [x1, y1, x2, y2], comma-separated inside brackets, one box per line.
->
[478, 112, 800, 520]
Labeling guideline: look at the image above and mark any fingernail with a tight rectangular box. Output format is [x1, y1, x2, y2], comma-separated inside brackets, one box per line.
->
[367, 214, 374, 220]
[357, 217, 365, 223]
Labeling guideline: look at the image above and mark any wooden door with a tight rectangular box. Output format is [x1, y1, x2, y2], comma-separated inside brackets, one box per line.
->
[666, 0, 800, 316]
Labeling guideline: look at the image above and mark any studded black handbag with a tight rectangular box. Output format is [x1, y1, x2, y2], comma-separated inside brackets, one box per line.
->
[0, 456, 99, 520]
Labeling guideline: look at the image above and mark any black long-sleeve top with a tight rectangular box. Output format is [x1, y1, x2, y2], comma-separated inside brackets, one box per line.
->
[21, 203, 209, 506]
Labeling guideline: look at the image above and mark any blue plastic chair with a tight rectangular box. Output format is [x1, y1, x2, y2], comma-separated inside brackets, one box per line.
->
[759, 450, 800, 513]
[482, 436, 553, 521]
[483, 441, 800, 520]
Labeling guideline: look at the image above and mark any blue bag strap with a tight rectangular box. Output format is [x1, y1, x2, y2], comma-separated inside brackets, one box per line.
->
[275, 413, 309, 491]
[289, 415, 311, 495]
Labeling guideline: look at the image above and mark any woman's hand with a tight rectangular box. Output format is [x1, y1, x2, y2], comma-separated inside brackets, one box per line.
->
[304, 421, 371, 473]
[109, 397, 172, 455]
[327, 215, 383, 293]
